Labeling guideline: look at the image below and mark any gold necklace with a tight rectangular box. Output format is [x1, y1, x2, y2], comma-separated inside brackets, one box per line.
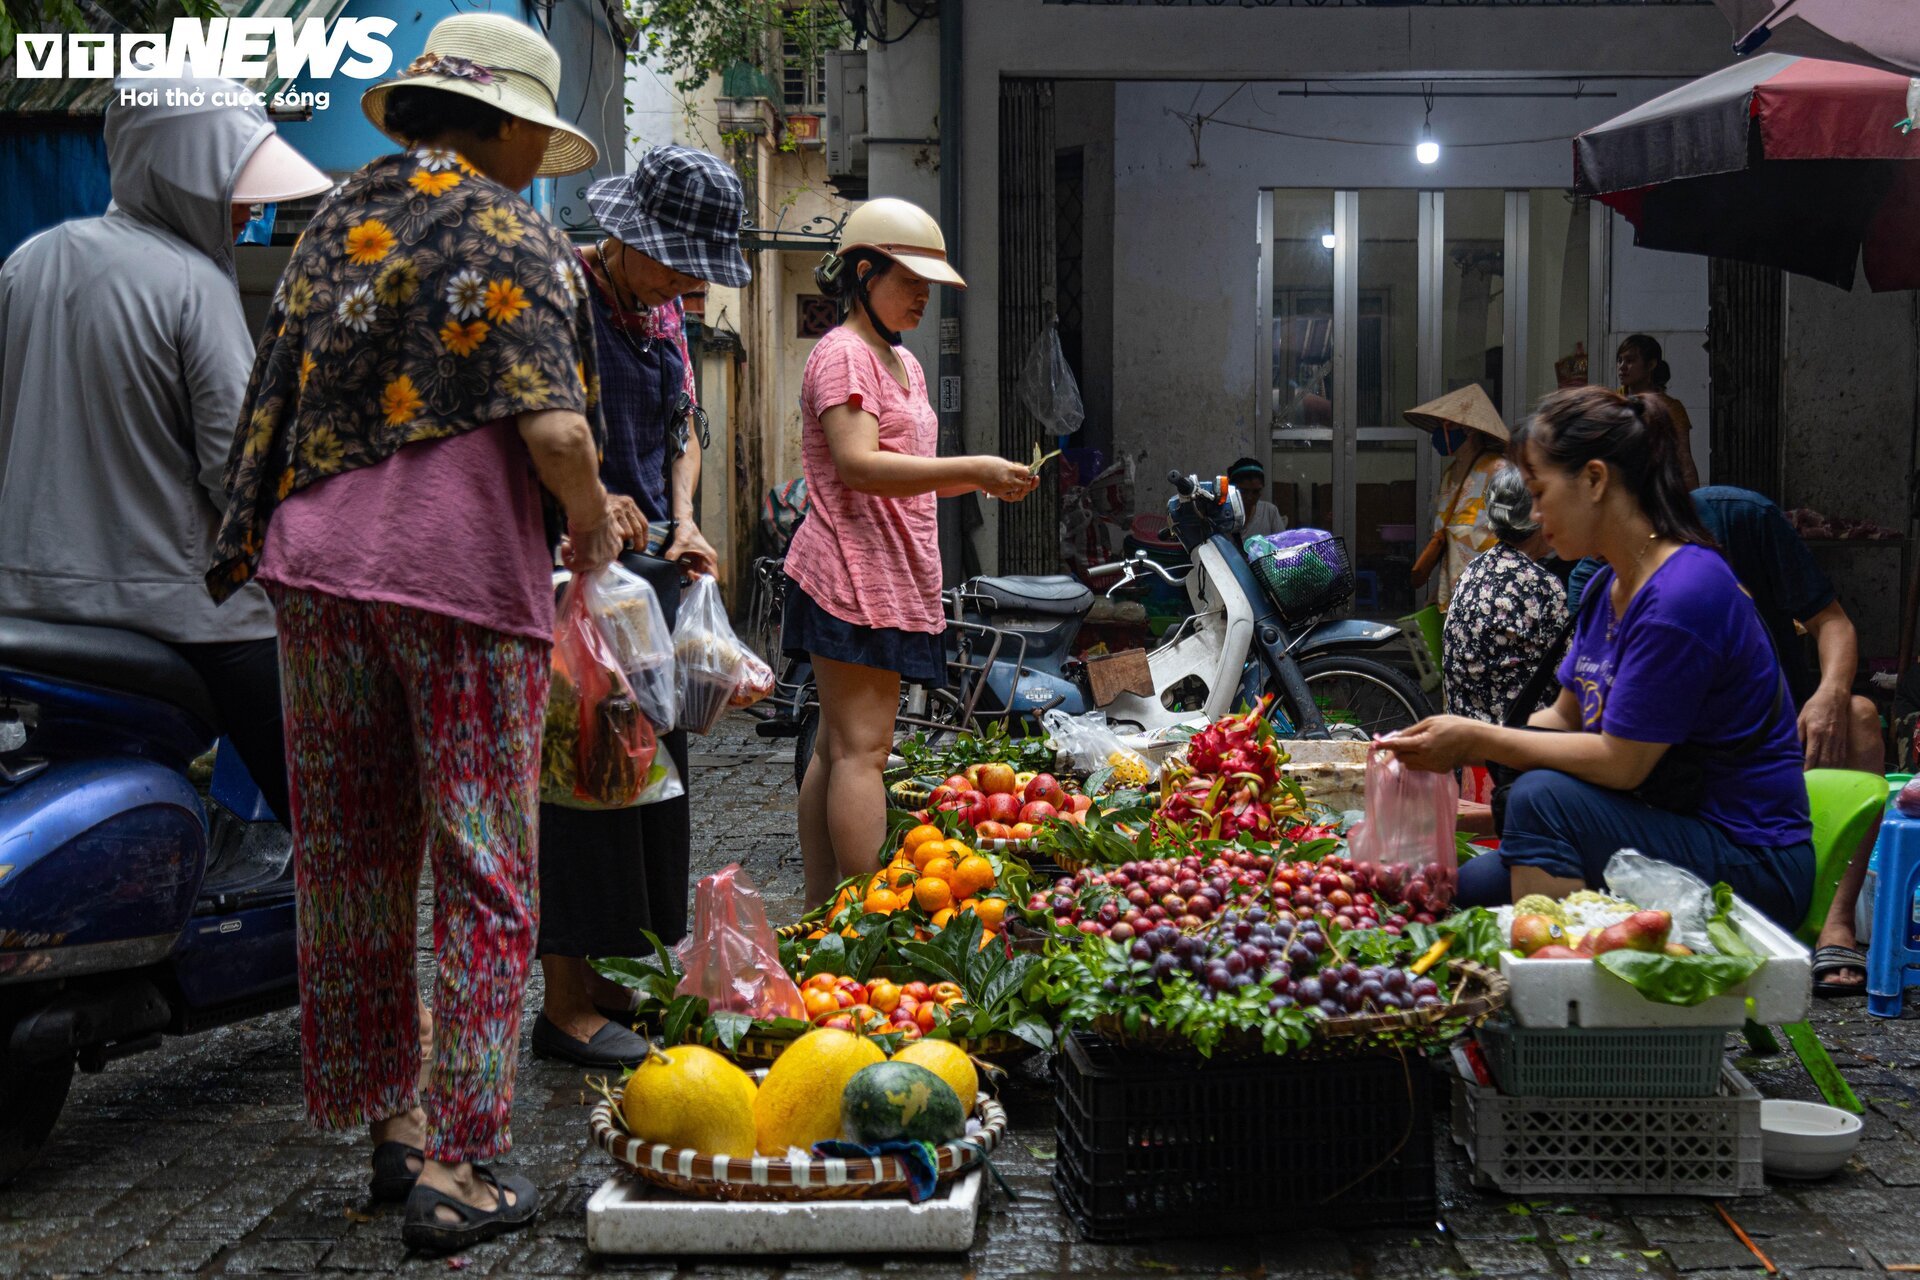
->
[1605, 532, 1662, 642]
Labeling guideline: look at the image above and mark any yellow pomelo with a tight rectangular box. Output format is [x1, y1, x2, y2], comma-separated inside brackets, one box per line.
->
[753, 1028, 886, 1155]
[620, 1044, 758, 1157]
[892, 1039, 979, 1116]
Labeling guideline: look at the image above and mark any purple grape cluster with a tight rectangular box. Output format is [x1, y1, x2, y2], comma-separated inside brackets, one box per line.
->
[1106, 906, 1444, 1019]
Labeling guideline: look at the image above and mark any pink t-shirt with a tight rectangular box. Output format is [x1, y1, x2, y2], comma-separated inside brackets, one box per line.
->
[785, 327, 943, 633]
[257, 421, 555, 643]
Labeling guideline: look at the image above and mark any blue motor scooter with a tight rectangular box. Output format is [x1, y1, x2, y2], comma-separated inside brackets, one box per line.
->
[0, 617, 296, 1185]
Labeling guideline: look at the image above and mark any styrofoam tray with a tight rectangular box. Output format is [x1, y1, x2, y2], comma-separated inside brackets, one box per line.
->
[585, 1169, 983, 1255]
[1497, 896, 1810, 1028]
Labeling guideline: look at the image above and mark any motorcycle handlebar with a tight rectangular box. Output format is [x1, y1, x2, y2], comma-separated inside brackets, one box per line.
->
[1169, 470, 1196, 496]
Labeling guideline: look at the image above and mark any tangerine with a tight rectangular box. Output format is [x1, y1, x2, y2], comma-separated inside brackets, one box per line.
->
[903, 824, 945, 853]
[972, 897, 1008, 928]
[952, 855, 995, 897]
[882, 861, 915, 889]
[921, 856, 957, 884]
[978, 929, 999, 951]
[863, 888, 904, 914]
[930, 907, 957, 929]
[913, 876, 954, 913]
[909, 838, 951, 870]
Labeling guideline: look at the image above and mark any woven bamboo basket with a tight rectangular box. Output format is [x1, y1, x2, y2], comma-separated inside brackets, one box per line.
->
[1089, 960, 1507, 1061]
[590, 1083, 1007, 1202]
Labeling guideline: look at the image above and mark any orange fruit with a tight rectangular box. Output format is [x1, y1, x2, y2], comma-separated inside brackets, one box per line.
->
[863, 888, 904, 914]
[921, 856, 957, 884]
[914, 876, 954, 913]
[972, 897, 1008, 928]
[883, 861, 915, 889]
[910, 838, 951, 870]
[978, 929, 999, 951]
[903, 824, 945, 854]
[952, 855, 995, 897]
[930, 907, 957, 929]
[807, 928, 827, 941]
[803, 989, 839, 1019]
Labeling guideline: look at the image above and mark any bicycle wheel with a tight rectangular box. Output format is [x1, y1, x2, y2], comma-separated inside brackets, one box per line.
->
[1291, 654, 1433, 741]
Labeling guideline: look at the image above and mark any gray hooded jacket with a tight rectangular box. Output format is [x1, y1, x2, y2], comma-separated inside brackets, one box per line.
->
[0, 79, 278, 642]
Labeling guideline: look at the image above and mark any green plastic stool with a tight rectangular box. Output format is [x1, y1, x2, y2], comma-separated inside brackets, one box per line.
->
[1398, 606, 1444, 696]
[1801, 768, 1888, 946]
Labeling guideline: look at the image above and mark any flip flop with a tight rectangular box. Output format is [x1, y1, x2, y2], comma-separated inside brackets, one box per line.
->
[1812, 944, 1869, 999]
[370, 1141, 425, 1203]
[401, 1165, 538, 1254]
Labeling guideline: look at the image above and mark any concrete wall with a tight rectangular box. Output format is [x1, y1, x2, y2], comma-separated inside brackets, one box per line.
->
[872, 0, 1736, 570]
[1782, 278, 1920, 663]
[1606, 209, 1711, 482]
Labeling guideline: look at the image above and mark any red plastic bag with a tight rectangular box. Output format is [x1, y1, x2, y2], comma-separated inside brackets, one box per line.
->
[1349, 747, 1459, 916]
[675, 864, 806, 1021]
[545, 575, 657, 808]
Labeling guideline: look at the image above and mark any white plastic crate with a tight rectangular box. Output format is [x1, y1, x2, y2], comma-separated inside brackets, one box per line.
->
[1452, 1064, 1765, 1198]
[585, 1170, 983, 1256]
[1497, 897, 1810, 1028]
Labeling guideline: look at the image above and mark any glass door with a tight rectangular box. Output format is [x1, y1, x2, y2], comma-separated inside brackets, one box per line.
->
[1353, 191, 1424, 620]
[1263, 189, 1335, 533]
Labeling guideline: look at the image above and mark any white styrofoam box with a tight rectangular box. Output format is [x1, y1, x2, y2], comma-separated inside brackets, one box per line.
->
[585, 1169, 983, 1256]
[1498, 897, 1810, 1029]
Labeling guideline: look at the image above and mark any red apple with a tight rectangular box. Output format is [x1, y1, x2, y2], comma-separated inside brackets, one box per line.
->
[1069, 794, 1092, 814]
[1018, 800, 1059, 825]
[957, 790, 989, 826]
[975, 820, 1013, 842]
[984, 792, 1023, 824]
[1009, 822, 1037, 841]
[944, 774, 972, 793]
[929, 785, 961, 809]
[977, 763, 1019, 796]
[1023, 773, 1068, 808]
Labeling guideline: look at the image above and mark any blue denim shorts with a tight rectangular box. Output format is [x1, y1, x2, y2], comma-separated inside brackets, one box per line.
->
[781, 575, 947, 685]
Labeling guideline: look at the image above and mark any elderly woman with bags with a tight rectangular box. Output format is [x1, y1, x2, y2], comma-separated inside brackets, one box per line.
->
[208, 14, 643, 1252]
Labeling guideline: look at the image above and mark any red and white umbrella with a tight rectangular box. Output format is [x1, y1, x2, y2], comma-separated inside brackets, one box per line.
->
[1574, 55, 1920, 291]
[1714, 0, 1920, 79]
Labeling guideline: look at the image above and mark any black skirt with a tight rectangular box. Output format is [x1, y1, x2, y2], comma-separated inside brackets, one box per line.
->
[780, 574, 947, 685]
[537, 552, 693, 957]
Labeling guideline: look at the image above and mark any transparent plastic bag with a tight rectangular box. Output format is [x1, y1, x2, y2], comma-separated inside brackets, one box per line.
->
[1348, 747, 1459, 914]
[1019, 319, 1085, 437]
[590, 563, 677, 730]
[1604, 850, 1713, 952]
[674, 864, 806, 1020]
[541, 575, 661, 810]
[672, 575, 769, 732]
[1040, 708, 1156, 782]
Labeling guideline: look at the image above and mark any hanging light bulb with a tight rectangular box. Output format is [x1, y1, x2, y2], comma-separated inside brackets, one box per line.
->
[1415, 87, 1440, 166]
[1320, 232, 1338, 250]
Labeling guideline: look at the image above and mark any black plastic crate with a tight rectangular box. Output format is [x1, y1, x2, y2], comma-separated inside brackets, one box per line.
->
[1051, 1032, 1436, 1241]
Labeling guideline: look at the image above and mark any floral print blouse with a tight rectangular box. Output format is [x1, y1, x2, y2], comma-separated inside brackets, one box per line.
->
[1441, 542, 1571, 725]
[208, 147, 599, 601]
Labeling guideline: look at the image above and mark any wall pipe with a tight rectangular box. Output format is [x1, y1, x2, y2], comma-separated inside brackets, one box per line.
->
[936, 0, 972, 579]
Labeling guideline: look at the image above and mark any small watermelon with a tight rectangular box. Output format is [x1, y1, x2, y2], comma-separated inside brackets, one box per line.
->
[840, 1062, 966, 1145]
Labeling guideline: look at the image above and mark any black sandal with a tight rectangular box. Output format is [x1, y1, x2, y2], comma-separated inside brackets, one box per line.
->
[1813, 944, 1870, 999]
[370, 1141, 424, 1203]
[401, 1166, 538, 1254]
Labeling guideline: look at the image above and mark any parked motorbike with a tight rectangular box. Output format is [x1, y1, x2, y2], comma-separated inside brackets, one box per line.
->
[769, 469, 1431, 784]
[0, 617, 296, 1185]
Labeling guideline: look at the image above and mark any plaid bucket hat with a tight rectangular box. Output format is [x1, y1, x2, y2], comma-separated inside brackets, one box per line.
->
[586, 146, 751, 288]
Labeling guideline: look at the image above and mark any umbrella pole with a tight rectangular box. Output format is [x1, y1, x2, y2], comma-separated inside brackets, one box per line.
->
[1903, 471, 1920, 678]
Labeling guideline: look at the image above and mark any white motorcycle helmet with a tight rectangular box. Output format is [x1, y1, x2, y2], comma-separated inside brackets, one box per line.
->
[818, 197, 968, 290]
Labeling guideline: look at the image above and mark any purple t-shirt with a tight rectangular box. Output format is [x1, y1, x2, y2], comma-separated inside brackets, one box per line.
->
[1556, 544, 1811, 849]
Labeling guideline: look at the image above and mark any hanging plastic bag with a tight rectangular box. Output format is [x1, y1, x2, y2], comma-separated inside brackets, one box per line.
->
[542, 575, 672, 809]
[1348, 747, 1458, 915]
[675, 864, 806, 1021]
[590, 562, 677, 730]
[672, 575, 771, 733]
[1019, 318, 1085, 437]
[1603, 850, 1715, 953]
[1040, 708, 1156, 784]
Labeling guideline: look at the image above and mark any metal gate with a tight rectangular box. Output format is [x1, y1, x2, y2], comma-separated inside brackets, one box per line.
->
[998, 78, 1060, 574]
[1707, 259, 1785, 500]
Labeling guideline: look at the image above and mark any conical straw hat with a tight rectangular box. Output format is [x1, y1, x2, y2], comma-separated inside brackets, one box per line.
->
[1402, 383, 1509, 442]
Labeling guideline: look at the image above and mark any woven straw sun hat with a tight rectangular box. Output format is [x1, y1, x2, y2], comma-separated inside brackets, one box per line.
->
[1401, 383, 1510, 443]
[361, 13, 598, 178]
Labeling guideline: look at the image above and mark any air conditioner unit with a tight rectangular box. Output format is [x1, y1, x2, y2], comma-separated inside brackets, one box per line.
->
[825, 50, 867, 180]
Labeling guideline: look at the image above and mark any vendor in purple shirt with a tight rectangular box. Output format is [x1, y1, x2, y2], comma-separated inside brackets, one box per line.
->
[1382, 386, 1814, 928]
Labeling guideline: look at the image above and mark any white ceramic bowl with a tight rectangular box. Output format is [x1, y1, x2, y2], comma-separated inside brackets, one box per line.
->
[1760, 1099, 1863, 1179]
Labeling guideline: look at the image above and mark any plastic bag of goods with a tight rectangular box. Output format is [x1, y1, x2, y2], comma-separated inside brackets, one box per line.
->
[675, 864, 805, 1020]
[672, 575, 773, 733]
[1040, 707, 1155, 786]
[542, 575, 678, 808]
[588, 562, 677, 730]
[1348, 746, 1458, 915]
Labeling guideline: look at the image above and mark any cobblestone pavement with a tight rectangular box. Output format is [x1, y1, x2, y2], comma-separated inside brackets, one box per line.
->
[6, 714, 1920, 1277]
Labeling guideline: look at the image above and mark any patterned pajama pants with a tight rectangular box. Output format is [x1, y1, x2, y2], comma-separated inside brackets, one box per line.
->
[274, 587, 549, 1163]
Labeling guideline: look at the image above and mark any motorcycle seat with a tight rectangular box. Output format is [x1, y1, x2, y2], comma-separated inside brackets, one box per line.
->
[965, 574, 1094, 617]
[0, 616, 219, 730]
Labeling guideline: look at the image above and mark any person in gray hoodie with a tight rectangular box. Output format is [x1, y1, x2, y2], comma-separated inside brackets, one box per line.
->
[0, 78, 330, 820]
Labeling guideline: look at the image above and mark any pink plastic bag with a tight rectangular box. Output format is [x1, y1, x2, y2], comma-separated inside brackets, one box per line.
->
[1349, 748, 1459, 916]
[674, 865, 806, 1021]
